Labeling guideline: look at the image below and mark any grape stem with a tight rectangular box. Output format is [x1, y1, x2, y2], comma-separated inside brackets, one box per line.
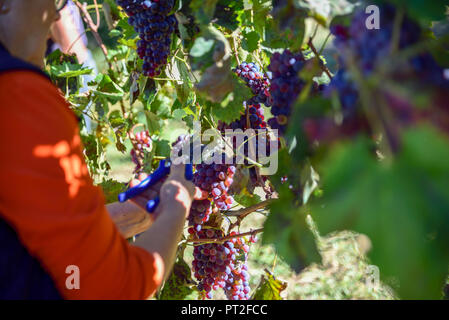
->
[74, 0, 112, 69]
[186, 228, 264, 243]
[226, 199, 274, 231]
[232, 33, 241, 66]
[225, 199, 273, 218]
[307, 38, 333, 79]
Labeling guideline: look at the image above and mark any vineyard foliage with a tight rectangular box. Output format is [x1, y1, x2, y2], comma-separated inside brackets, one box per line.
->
[48, 0, 449, 299]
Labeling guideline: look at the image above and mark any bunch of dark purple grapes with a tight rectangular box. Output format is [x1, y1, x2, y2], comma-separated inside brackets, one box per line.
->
[116, 0, 177, 77]
[267, 50, 314, 135]
[324, 4, 423, 116]
[191, 229, 254, 300]
[315, 4, 449, 143]
[233, 62, 272, 106]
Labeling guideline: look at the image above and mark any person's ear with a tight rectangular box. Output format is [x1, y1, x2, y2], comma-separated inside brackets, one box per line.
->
[0, 0, 10, 15]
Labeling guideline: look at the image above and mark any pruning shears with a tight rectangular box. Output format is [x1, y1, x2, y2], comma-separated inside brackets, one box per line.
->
[118, 159, 193, 213]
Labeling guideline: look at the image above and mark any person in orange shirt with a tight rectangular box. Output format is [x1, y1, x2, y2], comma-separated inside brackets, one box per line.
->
[0, 0, 196, 299]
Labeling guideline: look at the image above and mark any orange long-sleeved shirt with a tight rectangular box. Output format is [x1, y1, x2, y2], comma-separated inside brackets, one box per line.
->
[0, 70, 162, 299]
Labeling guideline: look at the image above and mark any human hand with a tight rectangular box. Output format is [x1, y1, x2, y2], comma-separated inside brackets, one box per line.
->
[129, 164, 208, 219]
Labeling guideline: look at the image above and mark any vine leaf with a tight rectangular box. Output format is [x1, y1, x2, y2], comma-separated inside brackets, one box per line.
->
[294, 0, 355, 26]
[190, 0, 219, 25]
[252, 0, 272, 36]
[251, 270, 288, 300]
[159, 257, 195, 300]
[91, 74, 124, 103]
[50, 63, 92, 78]
[195, 26, 234, 103]
[242, 30, 260, 53]
[214, 0, 244, 31]
[386, 0, 448, 23]
[98, 179, 127, 204]
[311, 126, 449, 299]
[301, 164, 320, 205]
[234, 191, 261, 208]
[263, 186, 321, 273]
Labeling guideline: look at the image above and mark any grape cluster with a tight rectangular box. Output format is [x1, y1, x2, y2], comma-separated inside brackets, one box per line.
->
[219, 103, 267, 132]
[267, 50, 311, 135]
[116, 0, 177, 77]
[223, 233, 253, 300]
[130, 129, 151, 173]
[193, 164, 235, 212]
[327, 4, 449, 108]
[319, 4, 449, 142]
[191, 229, 255, 300]
[188, 199, 213, 232]
[233, 62, 272, 106]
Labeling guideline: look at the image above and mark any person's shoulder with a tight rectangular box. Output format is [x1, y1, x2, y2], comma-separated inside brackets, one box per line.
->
[0, 70, 55, 93]
[0, 70, 70, 113]
[0, 70, 77, 134]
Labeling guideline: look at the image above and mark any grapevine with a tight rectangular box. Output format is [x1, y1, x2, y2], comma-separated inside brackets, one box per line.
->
[45, 0, 449, 300]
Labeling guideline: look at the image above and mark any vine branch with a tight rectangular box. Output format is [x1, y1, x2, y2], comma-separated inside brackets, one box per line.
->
[224, 199, 273, 218]
[226, 199, 273, 231]
[308, 38, 333, 79]
[75, 0, 111, 68]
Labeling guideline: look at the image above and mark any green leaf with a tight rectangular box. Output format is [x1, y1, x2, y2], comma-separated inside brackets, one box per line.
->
[190, 0, 219, 25]
[116, 16, 137, 39]
[190, 37, 215, 57]
[91, 74, 124, 102]
[380, 0, 448, 24]
[172, 108, 187, 120]
[263, 187, 321, 272]
[253, 0, 272, 36]
[242, 30, 260, 53]
[294, 0, 355, 25]
[50, 63, 92, 78]
[214, 0, 245, 31]
[159, 119, 190, 144]
[108, 29, 121, 38]
[98, 179, 127, 204]
[301, 164, 320, 205]
[145, 110, 162, 134]
[194, 26, 237, 103]
[234, 192, 261, 207]
[311, 127, 449, 299]
[159, 257, 195, 300]
[251, 270, 288, 300]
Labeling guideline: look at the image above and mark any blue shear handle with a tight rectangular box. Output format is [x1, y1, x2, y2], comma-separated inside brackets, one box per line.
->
[146, 164, 193, 214]
[146, 197, 160, 213]
[185, 163, 193, 181]
[118, 160, 169, 203]
[118, 160, 193, 208]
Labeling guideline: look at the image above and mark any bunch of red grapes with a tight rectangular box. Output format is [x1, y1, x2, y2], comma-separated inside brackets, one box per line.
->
[171, 133, 256, 300]
[130, 130, 151, 173]
[191, 228, 255, 300]
[233, 62, 272, 107]
[192, 164, 235, 213]
[116, 0, 177, 77]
